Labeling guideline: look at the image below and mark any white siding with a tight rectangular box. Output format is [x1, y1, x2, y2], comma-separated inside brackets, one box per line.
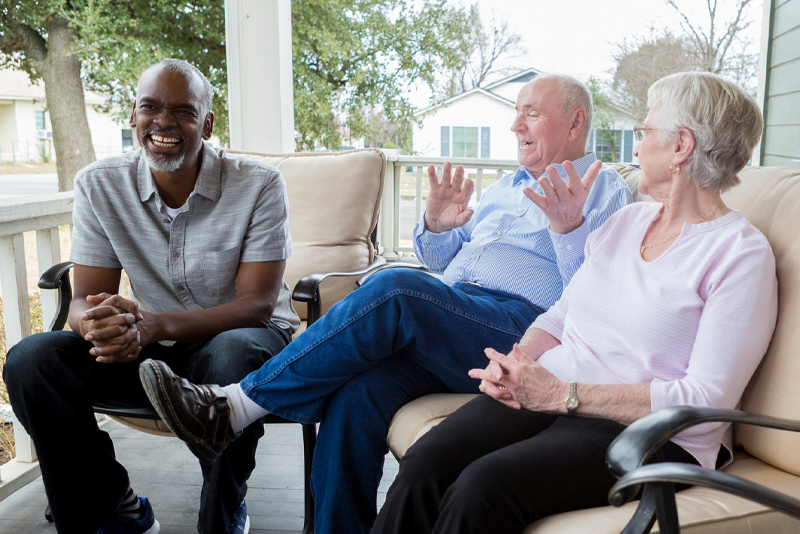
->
[761, 0, 800, 168]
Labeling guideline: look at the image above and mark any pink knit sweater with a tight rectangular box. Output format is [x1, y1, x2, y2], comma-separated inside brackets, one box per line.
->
[532, 202, 778, 469]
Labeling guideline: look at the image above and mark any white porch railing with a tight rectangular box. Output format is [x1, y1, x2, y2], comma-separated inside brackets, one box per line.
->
[379, 155, 519, 259]
[0, 155, 519, 498]
[0, 192, 73, 497]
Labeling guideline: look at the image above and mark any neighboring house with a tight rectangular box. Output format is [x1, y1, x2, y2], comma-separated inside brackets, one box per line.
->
[0, 68, 132, 164]
[413, 68, 639, 164]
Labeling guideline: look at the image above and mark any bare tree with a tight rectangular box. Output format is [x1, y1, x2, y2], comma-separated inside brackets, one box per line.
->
[444, 5, 526, 97]
[666, 0, 759, 89]
[610, 32, 695, 121]
[608, 0, 759, 121]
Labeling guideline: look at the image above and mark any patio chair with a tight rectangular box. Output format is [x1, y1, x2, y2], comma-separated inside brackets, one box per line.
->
[37, 148, 387, 534]
[386, 163, 800, 533]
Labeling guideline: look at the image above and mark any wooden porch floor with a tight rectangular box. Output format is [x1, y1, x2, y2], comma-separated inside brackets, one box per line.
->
[0, 421, 399, 533]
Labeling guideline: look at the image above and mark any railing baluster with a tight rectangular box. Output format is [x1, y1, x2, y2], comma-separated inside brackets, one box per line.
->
[36, 228, 62, 330]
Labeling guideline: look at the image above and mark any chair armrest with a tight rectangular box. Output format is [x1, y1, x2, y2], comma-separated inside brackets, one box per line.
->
[355, 261, 430, 289]
[292, 256, 387, 326]
[610, 462, 800, 520]
[38, 261, 74, 332]
[606, 406, 800, 505]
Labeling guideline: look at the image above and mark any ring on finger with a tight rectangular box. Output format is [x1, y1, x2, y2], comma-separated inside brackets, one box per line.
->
[497, 384, 506, 390]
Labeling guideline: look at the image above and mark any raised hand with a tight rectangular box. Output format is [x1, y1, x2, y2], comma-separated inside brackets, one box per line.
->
[423, 162, 475, 234]
[524, 160, 601, 234]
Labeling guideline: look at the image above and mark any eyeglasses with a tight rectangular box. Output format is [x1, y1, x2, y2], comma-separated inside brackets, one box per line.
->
[633, 125, 660, 141]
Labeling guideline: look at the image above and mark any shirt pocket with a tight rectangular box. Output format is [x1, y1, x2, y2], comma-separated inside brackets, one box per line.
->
[200, 246, 241, 298]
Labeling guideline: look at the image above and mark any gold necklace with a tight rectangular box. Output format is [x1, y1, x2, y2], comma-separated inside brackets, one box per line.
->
[640, 205, 719, 256]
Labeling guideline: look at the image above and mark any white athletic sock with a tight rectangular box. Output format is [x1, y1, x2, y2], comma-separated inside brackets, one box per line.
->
[223, 383, 269, 434]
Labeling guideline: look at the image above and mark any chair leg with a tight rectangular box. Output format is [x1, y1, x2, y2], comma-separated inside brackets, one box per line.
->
[653, 483, 680, 534]
[619, 485, 658, 534]
[300, 422, 317, 534]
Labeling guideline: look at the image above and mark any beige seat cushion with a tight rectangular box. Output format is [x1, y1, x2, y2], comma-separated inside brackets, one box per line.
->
[387, 393, 477, 457]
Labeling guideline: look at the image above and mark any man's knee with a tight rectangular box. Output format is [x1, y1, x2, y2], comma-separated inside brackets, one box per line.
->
[194, 328, 282, 383]
[4, 331, 82, 396]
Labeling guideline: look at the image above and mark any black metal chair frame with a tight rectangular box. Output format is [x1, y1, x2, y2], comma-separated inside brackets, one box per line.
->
[38, 246, 385, 534]
[605, 405, 800, 534]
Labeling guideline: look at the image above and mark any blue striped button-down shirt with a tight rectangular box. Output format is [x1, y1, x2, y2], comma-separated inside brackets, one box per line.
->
[413, 153, 633, 311]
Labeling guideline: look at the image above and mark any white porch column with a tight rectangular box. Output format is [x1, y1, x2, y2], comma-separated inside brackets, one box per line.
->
[225, 0, 295, 153]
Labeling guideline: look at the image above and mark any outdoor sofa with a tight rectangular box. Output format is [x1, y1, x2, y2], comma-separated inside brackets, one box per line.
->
[386, 162, 800, 533]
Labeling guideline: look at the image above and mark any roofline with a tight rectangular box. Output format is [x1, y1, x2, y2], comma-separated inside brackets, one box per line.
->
[415, 87, 514, 116]
[483, 68, 543, 91]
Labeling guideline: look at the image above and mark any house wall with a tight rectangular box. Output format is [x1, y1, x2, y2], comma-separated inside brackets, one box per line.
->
[760, 0, 800, 168]
[87, 106, 125, 160]
[413, 92, 518, 160]
[0, 103, 17, 143]
[490, 82, 526, 103]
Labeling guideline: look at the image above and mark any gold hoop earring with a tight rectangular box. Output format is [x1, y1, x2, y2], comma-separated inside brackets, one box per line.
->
[670, 163, 680, 175]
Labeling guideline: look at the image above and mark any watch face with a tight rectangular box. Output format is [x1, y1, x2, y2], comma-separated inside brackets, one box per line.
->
[565, 398, 579, 410]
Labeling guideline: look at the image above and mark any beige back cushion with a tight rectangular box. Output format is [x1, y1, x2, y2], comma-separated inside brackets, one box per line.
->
[232, 149, 386, 320]
[611, 164, 800, 475]
[725, 166, 800, 474]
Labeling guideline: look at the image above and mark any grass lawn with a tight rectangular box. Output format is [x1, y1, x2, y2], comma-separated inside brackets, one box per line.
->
[0, 162, 57, 175]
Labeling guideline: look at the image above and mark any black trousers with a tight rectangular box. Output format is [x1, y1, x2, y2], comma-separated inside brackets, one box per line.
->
[373, 395, 698, 534]
[4, 325, 290, 534]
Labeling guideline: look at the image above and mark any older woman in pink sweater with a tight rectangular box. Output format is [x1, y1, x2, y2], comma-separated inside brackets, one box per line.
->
[373, 72, 778, 534]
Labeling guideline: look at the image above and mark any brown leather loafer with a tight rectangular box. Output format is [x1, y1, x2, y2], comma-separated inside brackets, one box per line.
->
[139, 358, 240, 465]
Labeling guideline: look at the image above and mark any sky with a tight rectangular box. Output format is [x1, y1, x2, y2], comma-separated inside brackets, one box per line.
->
[411, 0, 764, 106]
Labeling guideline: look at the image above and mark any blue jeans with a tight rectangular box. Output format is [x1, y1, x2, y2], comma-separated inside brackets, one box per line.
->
[240, 269, 542, 534]
[4, 325, 290, 534]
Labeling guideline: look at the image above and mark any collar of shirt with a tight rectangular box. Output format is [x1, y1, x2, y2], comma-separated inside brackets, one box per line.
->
[513, 152, 600, 188]
[135, 142, 223, 207]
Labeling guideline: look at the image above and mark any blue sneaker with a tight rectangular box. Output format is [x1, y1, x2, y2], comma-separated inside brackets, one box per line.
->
[96, 497, 160, 534]
[227, 501, 250, 533]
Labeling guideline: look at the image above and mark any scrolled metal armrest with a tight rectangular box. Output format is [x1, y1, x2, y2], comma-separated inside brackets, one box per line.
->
[38, 261, 74, 332]
[355, 261, 429, 288]
[292, 256, 387, 326]
[606, 406, 800, 505]
[39, 261, 75, 290]
[609, 462, 800, 519]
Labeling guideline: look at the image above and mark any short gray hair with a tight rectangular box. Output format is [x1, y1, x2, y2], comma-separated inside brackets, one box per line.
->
[533, 74, 593, 145]
[648, 71, 763, 192]
[140, 59, 214, 117]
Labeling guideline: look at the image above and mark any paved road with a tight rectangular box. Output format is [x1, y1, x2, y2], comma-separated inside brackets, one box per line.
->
[0, 173, 59, 199]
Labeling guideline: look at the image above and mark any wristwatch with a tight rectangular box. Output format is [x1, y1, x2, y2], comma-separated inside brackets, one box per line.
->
[564, 382, 579, 417]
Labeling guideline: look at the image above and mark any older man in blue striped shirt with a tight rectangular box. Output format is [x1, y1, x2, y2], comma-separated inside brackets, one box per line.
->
[139, 74, 633, 534]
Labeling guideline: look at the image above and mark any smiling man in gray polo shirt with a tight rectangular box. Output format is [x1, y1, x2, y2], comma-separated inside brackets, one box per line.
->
[4, 59, 298, 534]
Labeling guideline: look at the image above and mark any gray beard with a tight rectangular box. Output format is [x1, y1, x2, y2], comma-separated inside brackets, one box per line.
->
[143, 149, 185, 173]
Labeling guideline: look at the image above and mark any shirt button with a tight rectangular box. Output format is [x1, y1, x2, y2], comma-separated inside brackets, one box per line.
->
[177, 285, 185, 291]
[567, 244, 574, 251]
[470, 254, 476, 259]
[496, 230, 502, 236]
[172, 251, 180, 258]
[517, 208, 523, 213]
[163, 218, 171, 224]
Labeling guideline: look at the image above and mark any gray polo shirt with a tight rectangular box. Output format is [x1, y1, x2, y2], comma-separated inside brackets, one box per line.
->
[71, 144, 300, 333]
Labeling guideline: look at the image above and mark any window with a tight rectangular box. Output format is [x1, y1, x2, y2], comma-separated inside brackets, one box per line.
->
[35, 111, 46, 131]
[452, 126, 479, 158]
[595, 129, 622, 163]
[121, 129, 134, 151]
[440, 126, 450, 157]
[481, 127, 490, 158]
[623, 130, 634, 163]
